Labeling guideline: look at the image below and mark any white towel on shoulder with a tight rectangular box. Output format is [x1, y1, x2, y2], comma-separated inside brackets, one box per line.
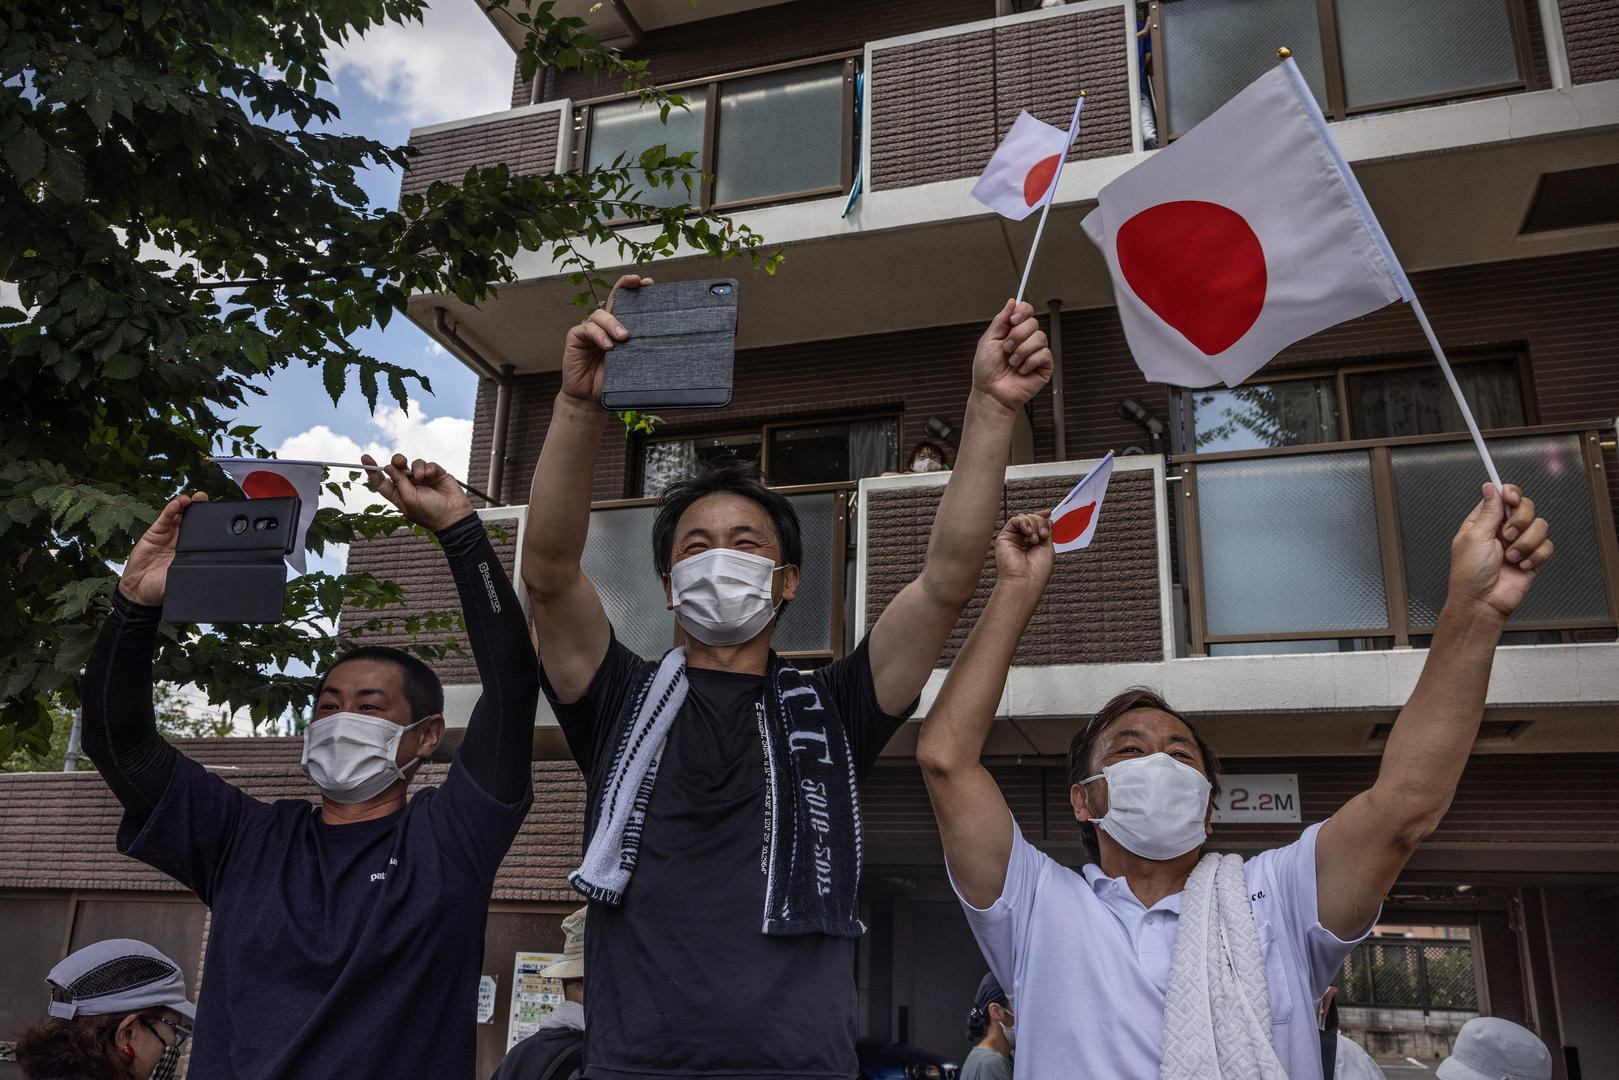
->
[1160, 851, 1288, 1080]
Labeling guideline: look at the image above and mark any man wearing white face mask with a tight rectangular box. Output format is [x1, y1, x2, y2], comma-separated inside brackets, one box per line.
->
[522, 274, 1053, 1078]
[81, 453, 540, 1080]
[919, 485, 1553, 1080]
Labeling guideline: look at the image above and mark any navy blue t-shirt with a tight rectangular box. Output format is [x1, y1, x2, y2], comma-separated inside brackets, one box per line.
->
[118, 752, 530, 1079]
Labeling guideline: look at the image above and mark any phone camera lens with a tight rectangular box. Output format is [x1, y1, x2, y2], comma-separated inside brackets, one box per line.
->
[253, 518, 269, 531]
[231, 516, 249, 535]
[711, 283, 733, 295]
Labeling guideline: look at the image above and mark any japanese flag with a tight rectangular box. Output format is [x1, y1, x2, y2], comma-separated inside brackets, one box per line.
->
[1051, 452, 1114, 553]
[972, 107, 1079, 221]
[212, 457, 322, 573]
[1080, 60, 1412, 388]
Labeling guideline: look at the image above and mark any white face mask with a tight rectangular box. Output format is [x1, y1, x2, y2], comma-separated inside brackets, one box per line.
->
[1081, 752, 1212, 861]
[912, 457, 943, 473]
[1000, 1014, 1016, 1049]
[302, 711, 427, 804]
[668, 547, 784, 647]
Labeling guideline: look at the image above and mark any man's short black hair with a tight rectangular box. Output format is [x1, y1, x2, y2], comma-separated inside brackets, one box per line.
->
[316, 645, 445, 723]
[1066, 687, 1222, 864]
[651, 460, 802, 572]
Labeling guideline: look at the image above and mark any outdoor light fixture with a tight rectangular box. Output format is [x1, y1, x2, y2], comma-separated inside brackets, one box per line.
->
[925, 415, 959, 447]
[1117, 397, 1166, 443]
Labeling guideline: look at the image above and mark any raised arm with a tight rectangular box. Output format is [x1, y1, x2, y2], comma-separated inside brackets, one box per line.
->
[81, 494, 204, 822]
[1315, 483, 1552, 939]
[520, 274, 651, 702]
[917, 513, 1054, 909]
[866, 301, 1053, 715]
[365, 454, 540, 803]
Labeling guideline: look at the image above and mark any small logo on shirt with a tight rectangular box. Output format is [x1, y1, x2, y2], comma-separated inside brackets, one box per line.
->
[478, 561, 502, 613]
[1250, 890, 1266, 903]
[371, 857, 399, 884]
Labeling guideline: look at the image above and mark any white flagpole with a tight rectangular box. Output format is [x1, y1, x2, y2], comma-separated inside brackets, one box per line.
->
[1408, 297, 1504, 491]
[1015, 92, 1085, 307]
[209, 456, 493, 500]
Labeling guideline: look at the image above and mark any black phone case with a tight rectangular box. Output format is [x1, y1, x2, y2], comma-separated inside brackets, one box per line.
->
[601, 279, 739, 410]
[162, 497, 298, 624]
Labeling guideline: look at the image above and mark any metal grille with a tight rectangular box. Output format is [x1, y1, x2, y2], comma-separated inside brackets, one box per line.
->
[1161, 0, 1330, 134]
[1196, 451, 1389, 635]
[1390, 434, 1610, 626]
[714, 62, 845, 205]
[65, 955, 176, 999]
[1335, 0, 1520, 108]
[1332, 940, 1479, 1011]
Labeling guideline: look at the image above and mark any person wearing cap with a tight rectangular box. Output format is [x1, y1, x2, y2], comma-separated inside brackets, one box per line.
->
[493, 906, 589, 1080]
[917, 486, 1552, 1080]
[13, 938, 197, 1080]
[79, 455, 541, 1080]
[1437, 1017, 1553, 1080]
[961, 972, 1014, 1080]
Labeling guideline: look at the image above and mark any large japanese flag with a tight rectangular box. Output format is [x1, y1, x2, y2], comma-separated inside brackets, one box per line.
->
[972, 106, 1080, 221]
[212, 457, 322, 573]
[1080, 60, 1412, 387]
[1051, 452, 1114, 553]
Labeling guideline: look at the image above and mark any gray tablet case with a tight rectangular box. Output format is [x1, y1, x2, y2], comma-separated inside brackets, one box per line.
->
[601, 279, 739, 410]
[162, 497, 297, 624]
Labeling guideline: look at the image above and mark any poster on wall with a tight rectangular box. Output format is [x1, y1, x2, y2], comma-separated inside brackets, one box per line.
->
[506, 952, 564, 1050]
[477, 975, 498, 1024]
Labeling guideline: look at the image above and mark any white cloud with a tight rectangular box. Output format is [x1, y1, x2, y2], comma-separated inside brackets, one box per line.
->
[327, 0, 515, 128]
[276, 398, 474, 516]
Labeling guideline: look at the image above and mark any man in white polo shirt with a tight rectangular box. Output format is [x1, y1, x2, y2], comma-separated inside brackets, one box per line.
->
[917, 482, 1552, 1079]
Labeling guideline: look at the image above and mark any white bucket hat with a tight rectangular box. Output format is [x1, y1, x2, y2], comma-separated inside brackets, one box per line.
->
[1435, 1017, 1553, 1080]
[540, 906, 586, 981]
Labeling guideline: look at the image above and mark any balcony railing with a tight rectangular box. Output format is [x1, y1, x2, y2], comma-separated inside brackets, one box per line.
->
[579, 481, 854, 663]
[1178, 424, 1619, 656]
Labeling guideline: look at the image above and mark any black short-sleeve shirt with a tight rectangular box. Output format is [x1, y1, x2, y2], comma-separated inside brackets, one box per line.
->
[544, 634, 910, 1080]
[117, 752, 531, 1080]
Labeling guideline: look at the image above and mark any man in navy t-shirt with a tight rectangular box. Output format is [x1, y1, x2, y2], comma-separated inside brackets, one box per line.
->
[82, 453, 540, 1080]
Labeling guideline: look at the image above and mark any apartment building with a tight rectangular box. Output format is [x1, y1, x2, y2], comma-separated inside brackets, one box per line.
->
[4, 1, 1614, 1076]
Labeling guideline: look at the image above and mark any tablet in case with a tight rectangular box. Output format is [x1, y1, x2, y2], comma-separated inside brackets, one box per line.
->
[161, 497, 299, 624]
[601, 279, 739, 410]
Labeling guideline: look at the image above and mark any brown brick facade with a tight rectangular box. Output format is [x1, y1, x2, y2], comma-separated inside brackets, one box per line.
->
[1558, 0, 1619, 84]
[869, 6, 1133, 191]
[338, 517, 520, 685]
[864, 470, 1164, 668]
[401, 109, 560, 199]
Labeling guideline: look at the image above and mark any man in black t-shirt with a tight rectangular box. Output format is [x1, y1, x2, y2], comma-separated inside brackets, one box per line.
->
[81, 454, 541, 1080]
[522, 276, 1053, 1078]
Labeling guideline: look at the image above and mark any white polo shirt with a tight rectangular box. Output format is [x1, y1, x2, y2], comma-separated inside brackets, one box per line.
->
[952, 821, 1369, 1080]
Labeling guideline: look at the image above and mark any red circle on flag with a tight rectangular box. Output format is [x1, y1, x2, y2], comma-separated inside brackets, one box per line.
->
[1116, 200, 1266, 356]
[241, 471, 300, 499]
[1052, 501, 1097, 545]
[1023, 154, 1062, 207]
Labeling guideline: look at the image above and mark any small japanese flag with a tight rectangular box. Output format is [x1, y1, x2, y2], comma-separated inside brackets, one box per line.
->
[211, 457, 322, 573]
[1051, 452, 1114, 552]
[971, 103, 1082, 221]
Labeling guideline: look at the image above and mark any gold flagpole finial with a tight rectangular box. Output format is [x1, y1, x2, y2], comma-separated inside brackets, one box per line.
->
[1277, 46, 1292, 60]
[1079, 89, 1087, 97]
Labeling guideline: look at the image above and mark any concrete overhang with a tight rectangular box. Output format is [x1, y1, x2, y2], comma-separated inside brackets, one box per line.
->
[483, 0, 797, 54]
[406, 80, 1619, 377]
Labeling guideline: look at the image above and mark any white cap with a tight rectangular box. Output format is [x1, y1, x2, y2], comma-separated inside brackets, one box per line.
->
[1436, 1017, 1552, 1080]
[46, 939, 197, 1022]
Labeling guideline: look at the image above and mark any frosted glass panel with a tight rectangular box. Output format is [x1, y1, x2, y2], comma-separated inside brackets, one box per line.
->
[1162, 0, 1328, 134]
[587, 96, 707, 210]
[1197, 452, 1389, 635]
[715, 62, 845, 205]
[1336, 0, 1519, 108]
[773, 492, 837, 653]
[1390, 435, 1610, 626]
[581, 504, 674, 658]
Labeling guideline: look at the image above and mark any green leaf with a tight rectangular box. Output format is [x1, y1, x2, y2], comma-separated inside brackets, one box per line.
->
[322, 357, 347, 405]
[5, 128, 46, 183]
[101, 353, 142, 379]
[46, 147, 87, 203]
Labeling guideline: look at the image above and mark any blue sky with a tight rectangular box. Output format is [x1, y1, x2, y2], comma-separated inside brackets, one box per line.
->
[236, 1, 519, 476]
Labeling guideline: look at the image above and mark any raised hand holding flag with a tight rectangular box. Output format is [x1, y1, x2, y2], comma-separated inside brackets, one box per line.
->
[972, 94, 1085, 305]
[1050, 452, 1114, 553]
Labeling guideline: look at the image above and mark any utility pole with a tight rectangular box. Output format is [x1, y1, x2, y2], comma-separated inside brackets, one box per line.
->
[62, 706, 82, 772]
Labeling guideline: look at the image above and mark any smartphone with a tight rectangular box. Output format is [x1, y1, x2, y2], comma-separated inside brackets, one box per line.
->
[161, 497, 299, 624]
[601, 279, 739, 410]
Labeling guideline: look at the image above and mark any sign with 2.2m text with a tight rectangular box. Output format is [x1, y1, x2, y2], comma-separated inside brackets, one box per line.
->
[1211, 774, 1301, 823]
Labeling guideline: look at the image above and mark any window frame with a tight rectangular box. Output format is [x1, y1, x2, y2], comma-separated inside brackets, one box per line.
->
[574, 52, 860, 221]
[632, 409, 903, 499]
[1147, 0, 1538, 142]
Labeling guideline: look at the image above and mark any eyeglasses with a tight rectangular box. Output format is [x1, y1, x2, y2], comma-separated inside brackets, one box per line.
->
[144, 1016, 193, 1048]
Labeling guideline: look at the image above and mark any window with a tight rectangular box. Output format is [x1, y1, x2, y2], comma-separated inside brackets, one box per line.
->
[581, 57, 855, 216]
[1180, 353, 1533, 452]
[1152, 0, 1532, 137]
[639, 416, 898, 498]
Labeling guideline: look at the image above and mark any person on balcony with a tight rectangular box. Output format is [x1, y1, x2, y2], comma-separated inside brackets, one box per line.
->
[80, 454, 540, 1080]
[917, 485, 1551, 1080]
[522, 273, 1052, 1078]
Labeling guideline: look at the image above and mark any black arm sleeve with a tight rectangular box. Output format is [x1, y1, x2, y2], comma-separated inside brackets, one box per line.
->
[437, 513, 541, 803]
[81, 591, 179, 823]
